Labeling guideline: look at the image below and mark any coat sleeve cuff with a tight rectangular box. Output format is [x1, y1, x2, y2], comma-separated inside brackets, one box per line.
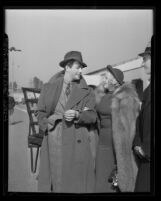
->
[74, 110, 97, 125]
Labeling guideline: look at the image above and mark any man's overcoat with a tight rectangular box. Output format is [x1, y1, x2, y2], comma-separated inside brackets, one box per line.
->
[37, 75, 97, 193]
[133, 83, 151, 192]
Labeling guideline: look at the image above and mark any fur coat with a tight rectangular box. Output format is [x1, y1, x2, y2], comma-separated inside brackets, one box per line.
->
[111, 82, 140, 192]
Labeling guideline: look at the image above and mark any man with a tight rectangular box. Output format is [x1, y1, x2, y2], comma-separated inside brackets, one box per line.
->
[37, 51, 98, 193]
[133, 36, 153, 192]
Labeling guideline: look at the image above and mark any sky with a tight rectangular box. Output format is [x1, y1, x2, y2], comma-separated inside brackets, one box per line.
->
[5, 9, 153, 87]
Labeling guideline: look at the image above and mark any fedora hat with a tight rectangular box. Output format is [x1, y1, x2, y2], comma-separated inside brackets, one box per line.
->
[59, 51, 87, 68]
[138, 36, 153, 57]
[106, 65, 124, 85]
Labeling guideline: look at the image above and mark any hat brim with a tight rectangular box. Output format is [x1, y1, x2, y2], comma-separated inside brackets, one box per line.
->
[59, 59, 87, 68]
[138, 52, 151, 57]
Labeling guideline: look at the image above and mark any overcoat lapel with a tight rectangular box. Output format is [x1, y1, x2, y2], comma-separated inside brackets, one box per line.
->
[65, 80, 89, 110]
[47, 77, 64, 116]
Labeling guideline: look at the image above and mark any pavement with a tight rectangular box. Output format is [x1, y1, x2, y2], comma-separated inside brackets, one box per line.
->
[8, 104, 39, 192]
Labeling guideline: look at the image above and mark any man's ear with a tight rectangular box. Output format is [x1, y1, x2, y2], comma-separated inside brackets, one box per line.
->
[65, 65, 71, 72]
[64, 65, 68, 71]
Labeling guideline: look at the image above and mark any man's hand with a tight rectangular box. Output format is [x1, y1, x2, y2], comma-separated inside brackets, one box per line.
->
[134, 146, 145, 158]
[64, 110, 79, 122]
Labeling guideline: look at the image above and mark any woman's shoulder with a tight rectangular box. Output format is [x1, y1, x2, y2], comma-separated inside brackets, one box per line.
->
[112, 82, 140, 110]
[97, 92, 112, 107]
[104, 91, 113, 100]
[113, 82, 139, 100]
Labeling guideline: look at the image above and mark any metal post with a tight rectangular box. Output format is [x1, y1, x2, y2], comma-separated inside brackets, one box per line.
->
[12, 51, 14, 93]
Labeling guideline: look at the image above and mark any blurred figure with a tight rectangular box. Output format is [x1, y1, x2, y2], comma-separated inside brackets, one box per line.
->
[9, 95, 15, 124]
[133, 36, 153, 192]
[95, 65, 140, 192]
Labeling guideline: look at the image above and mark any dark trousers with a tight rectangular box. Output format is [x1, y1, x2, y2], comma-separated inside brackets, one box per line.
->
[135, 161, 150, 192]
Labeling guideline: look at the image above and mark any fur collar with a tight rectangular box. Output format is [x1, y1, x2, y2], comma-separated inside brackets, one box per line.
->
[113, 82, 140, 103]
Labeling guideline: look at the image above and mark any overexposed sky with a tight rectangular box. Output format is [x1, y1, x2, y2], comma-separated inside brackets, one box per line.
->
[5, 9, 153, 87]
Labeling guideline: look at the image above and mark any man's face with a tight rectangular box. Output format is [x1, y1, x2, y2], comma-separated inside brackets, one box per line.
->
[142, 55, 151, 76]
[66, 61, 83, 81]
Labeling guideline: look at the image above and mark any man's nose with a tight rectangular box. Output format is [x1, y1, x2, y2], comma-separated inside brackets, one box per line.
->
[141, 61, 145, 68]
[79, 68, 82, 73]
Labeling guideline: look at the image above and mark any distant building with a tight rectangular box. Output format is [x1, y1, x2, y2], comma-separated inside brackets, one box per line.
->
[86, 56, 148, 90]
[10, 90, 40, 104]
[11, 91, 24, 103]
[83, 74, 102, 87]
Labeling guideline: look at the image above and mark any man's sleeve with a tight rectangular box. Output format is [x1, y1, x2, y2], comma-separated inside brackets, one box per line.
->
[76, 89, 98, 125]
[133, 112, 142, 148]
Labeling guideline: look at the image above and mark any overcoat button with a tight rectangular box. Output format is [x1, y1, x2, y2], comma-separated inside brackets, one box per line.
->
[77, 139, 81, 143]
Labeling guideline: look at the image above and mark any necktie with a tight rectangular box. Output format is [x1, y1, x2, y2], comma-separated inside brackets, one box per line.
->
[65, 83, 71, 97]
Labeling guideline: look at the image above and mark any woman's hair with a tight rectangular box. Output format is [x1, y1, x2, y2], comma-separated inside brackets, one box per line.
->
[94, 82, 107, 104]
[105, 71, 121, 91]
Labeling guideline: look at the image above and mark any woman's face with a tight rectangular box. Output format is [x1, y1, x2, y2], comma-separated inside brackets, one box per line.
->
[103, 71, 118, 89]
[95, 84, 105, 95]
[94, 84, 106, 104]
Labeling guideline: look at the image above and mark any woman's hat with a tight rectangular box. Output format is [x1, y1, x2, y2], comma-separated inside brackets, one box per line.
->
[106, 65, 124, 85]
[59, 51, 87, 68]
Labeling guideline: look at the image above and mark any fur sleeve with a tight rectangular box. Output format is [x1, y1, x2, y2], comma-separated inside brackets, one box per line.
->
[37, 83, 49, 132]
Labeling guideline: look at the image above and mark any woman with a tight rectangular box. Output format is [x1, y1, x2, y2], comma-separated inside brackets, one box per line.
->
[95, 65, 140, 192]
